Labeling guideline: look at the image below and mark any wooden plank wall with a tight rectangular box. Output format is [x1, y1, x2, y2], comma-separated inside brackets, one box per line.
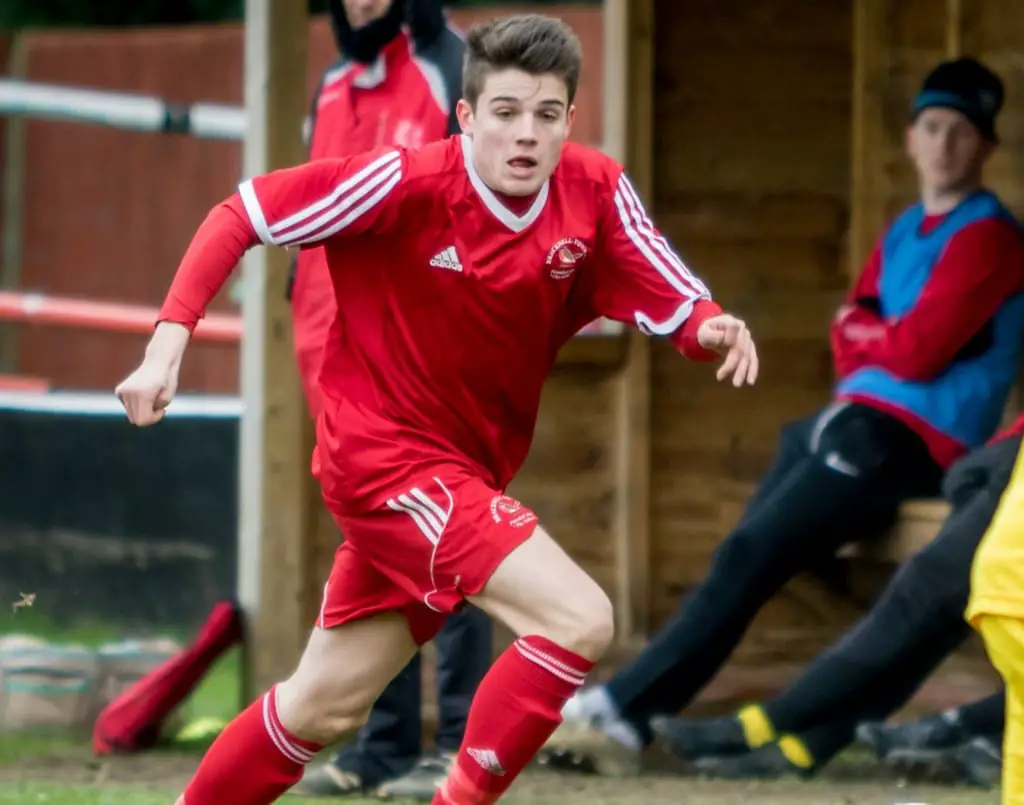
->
[638, 0, 1024, 683]
[648, 0, 860, 664]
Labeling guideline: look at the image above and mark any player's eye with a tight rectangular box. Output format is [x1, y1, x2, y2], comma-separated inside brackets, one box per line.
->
[494, 109, 514, 119]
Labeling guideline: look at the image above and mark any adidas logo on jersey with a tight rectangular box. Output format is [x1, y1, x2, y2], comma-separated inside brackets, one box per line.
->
[429, 246, 462, 272]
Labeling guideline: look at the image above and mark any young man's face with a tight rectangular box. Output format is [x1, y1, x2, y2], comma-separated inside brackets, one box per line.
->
[343, 0, 392, 28]
[907, 107, 993, 195]
[456, 68, 575, 196]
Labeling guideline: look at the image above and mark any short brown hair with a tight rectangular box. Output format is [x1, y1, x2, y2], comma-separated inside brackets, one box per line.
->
[462, 14, 582, 107]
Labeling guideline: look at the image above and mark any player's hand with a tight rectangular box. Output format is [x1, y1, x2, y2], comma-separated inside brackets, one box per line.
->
[115, 360, 178, 426]
[115, 323, 189, 426]
[697, 313, 758, 387]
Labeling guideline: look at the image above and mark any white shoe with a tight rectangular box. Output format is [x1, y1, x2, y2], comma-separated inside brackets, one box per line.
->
[560, 691, 593, 725]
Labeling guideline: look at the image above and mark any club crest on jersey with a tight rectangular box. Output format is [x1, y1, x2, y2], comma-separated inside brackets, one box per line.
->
[545, 237, 587, 280]
[392, 119, 427, 149]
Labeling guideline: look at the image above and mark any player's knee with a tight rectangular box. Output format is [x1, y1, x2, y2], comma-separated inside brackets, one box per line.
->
[274, 674, 371, 745]
[576, 589, 616, 659]
[552, 581, 615, 661]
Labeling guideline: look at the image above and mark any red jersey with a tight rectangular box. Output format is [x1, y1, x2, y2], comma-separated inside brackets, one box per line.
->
[290, 27, 464, 414]
[160, 135, 722, 510]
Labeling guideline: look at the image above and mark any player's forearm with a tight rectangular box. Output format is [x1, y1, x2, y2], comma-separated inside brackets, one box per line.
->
[157, 196, 259, 331]
[144, 321, 191, 371]
[847, 270, 1020, 381]
[853, 219, 1024, 381]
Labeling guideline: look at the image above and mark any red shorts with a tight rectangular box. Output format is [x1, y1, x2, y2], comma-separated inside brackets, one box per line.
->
[316, 469, 538, 645]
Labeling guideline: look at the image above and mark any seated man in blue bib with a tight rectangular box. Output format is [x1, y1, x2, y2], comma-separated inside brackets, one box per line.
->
[544, 56, 1024, 777]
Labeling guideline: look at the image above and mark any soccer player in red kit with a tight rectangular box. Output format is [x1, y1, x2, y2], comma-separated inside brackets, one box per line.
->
[115, 15, 759, 805]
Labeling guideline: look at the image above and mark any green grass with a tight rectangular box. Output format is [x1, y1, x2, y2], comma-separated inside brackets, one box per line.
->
[0, 733, 82, 766]
[0, 615, 1002, 804]
[3, 610, 125, 648]
[0, 781, 1003, 805]
[178, 648, 241, 724]
[0, 783, 349, 804]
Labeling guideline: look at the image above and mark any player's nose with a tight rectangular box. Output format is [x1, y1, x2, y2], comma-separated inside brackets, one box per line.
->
[513, 118, 539, 143]
[516, 122, 540, 143]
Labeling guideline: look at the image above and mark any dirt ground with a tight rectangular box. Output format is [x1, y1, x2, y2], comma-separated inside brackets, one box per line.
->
[0, 743, 1002, 805]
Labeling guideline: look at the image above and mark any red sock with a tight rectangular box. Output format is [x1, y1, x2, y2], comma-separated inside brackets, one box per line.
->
[432, 635, 594, 804]
[176, 685, 322, 805]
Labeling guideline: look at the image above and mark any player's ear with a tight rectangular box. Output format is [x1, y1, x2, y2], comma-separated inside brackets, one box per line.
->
[566, 104, 576, 137]
[456, 98, 474, 136]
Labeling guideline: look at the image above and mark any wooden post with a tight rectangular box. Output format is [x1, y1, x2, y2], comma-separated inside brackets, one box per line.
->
[946, 0, 963, 57]
[608, 0, 654, 646]
[848, 0, 894, 277]
[238, 0, 314, 699]
[0, 38, 28, 372]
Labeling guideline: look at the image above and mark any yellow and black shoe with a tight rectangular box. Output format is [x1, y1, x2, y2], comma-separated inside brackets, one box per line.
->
[692, 741, 812, 781]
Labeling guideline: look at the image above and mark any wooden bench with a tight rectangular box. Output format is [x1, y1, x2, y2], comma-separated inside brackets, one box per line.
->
[838, 498, 950, 562]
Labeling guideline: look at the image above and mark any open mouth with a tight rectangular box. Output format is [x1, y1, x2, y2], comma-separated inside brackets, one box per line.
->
[507, 156, 538, 170]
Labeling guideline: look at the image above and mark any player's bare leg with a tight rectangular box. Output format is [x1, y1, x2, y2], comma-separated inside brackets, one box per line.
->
[175, 613, 418, 805]
[431, 525, 615, 804]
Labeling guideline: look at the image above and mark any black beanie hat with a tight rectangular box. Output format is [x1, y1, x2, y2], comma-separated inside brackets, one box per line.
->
[912, 57, 1004, 140]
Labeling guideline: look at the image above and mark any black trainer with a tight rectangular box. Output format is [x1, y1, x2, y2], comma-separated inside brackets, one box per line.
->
[857, 711, 967, 761]
[650, 714, 749, 761]
[886, 735, 1002, 788]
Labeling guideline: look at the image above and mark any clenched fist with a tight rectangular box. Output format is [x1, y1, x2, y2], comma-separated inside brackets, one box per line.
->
[115, 322, 190, 426]
[697, 313, 759, 387]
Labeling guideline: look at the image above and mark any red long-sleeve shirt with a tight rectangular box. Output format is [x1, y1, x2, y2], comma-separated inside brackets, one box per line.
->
[158, 140, 722, 502]
[833, 215, 1024, 467]
[992, 413, 1024, 444]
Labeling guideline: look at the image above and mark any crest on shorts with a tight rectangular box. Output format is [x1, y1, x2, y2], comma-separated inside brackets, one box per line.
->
[489, 495, 536, 528]
[545, 237, 587, 280]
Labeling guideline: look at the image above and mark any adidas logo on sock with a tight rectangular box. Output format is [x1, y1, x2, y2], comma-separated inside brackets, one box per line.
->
[467, 747, 506, 775]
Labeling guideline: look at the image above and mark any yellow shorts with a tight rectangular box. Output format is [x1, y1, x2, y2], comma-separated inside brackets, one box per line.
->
[968, 436, 1024, 625]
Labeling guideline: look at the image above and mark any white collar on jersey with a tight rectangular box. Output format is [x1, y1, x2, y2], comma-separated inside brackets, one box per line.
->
[460, 135, 549, 233]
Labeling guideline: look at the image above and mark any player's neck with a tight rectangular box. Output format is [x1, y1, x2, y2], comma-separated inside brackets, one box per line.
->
[919, 179, 982, 216]
[491, 188, 538, 216]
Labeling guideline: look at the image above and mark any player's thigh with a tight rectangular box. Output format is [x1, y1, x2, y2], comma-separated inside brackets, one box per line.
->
[468, 524, 614, 659]
[281, 542, 421, 718]
[338, 470, 612, 655]
[287, 613, 417, 710]
[979, 615, 1024, 691]
[971, 444, 1024, 599]
[978, 438, 1024, 555]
